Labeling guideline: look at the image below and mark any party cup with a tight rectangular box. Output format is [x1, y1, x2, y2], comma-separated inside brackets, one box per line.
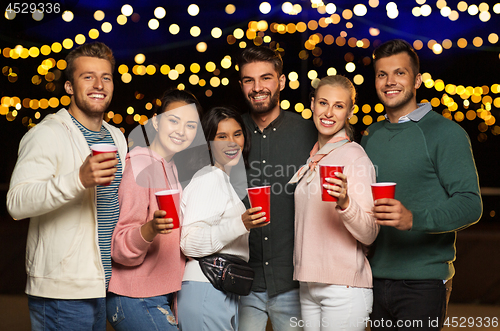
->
[319, 165, 344, 202]
[90, 143, 118, 186]
[371, 182, 397, 201]
[155, 189, 181, 229]
[247, 185, 271, 222]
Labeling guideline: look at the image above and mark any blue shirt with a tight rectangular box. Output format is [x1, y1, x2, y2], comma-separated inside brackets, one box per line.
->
[71, 115, 122, 288]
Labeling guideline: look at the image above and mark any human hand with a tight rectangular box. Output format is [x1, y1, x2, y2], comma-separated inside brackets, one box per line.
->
[79, 153, 118, 188]
[141, 210, 175, 242]
[372, 199, 413, 231]
[324, 172, 350, 210]
[241, 207, 269, 231]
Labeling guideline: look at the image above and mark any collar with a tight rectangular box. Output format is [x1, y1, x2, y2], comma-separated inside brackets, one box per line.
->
[246, 108, 285, 132]
[384, 102, 432, 123]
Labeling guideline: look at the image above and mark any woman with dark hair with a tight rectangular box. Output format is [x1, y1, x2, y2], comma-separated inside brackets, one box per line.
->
[106, 89, 203, 330]
[177, 107, 267, 330]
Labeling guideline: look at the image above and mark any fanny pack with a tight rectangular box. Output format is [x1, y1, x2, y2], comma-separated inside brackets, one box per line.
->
[196, 254, 254, 296]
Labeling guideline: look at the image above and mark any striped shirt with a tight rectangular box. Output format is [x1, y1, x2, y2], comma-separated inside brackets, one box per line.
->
[71, 115, 122, 288]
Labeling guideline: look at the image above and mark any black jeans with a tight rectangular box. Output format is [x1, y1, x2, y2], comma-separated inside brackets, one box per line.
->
[370, 278, 452, 330]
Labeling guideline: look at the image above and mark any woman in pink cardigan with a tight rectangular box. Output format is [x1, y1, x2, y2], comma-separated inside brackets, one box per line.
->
[290, 75, 379, 330]
[106, 89, 203, 331]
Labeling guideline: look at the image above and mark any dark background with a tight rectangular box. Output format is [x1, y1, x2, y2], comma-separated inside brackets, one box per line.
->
[1, 1, 499, 303]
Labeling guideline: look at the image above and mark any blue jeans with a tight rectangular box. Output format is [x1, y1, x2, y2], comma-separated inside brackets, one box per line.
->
[177, 281, 239, 331]
[239, 288, 302, 331]
[28, 295, 106, 331]
[106, 293, 177, 331]
[371, 278, 452, 330]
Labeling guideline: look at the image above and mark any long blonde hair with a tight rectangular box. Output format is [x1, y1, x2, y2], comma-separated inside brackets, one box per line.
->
[313, 75, 356, 140]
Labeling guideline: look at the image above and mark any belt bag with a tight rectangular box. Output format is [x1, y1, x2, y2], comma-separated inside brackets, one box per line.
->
[196, 254, 254, 296]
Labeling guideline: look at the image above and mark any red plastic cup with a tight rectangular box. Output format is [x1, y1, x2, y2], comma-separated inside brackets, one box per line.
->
[247, 185, 271, 222]
[90, 143, 118, 186]
[155, 189, 181, 229]
[319, 165, 344, 202]
[371, 182, 397, 201]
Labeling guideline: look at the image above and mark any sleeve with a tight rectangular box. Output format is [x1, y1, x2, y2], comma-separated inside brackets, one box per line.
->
[111, 158, 155, 266]
[338, 153, 379, 246]
[180, 171, 248, 258]
[6, 124, 86, 220]
[411, 127, 482, 233]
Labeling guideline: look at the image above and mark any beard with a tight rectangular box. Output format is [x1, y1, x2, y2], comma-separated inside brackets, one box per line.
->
[378, 88, 415, 111]
[73, 93, 111, 119]
[246, 88, 280, 114]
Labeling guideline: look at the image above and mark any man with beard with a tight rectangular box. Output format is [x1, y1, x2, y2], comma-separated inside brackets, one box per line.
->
[7, 42, 127, 331]
[361, 39, 482, 330]
[237, 46, 316, 330]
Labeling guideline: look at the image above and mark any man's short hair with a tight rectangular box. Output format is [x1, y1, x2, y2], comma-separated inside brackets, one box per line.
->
[65, 42, 115, 83]
[237, 46, 283, 77]
[373, 39, 420, 77]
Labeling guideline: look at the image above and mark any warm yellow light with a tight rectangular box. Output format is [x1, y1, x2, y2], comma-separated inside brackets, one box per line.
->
[479, 11, 491, 22]
[154, 7, 166, 19]
[448, 10, 459, 20]
[63, 38, 73, 49]
[62, 11, 74, 22]
[363, 115, 373, 125]
[188, 4, 199, 16]
[168, 70, 179, 80]
[327, 67, 337, 76]
[51, 42, 62, 53]
[40, 45, 51, 56]
[307, 70, 318, 80]
[117, 14, 127, 25]
[190, 26, 201, 37]
[189, 75, 200, 85]
[432, 43, 443, 54]
[190, 63, 201, 73]
[457, 38, 467, 48]
[473, 37, 483, 47]
[289, 81, 300, 90]
[468, 4, 479, 15]
[212, 27, 222, 39]
[135, 54, 146, 64]
[169, 24, 180, 35]
[295, 103, 304, 112]
[146, 65, 156, 75]
[233, 28, 244, 39]
[122, 5, 133, 16]
[259, 2, 272, 14]
[196, 42, 207, 52]
[369, 27, 380, 36]
[225, 4, 236, 14]
[29, 47, 40, 58]
[160, 65, 170, 75]
[457, 1, 468, 12]
[221, 57, 232, 69]
[353, 4, 367, 16]
[351, 74, 363, 85]
[75, 34, 86, 44]
[362, 105, 371, 113]
[206, 62, 216, 72]
[175, 64, 185, 74]
[89, 29, 100, 39]
[94, 10, 105, 21]
[345, 62, 356, 72]
[148, 19, 159, 30]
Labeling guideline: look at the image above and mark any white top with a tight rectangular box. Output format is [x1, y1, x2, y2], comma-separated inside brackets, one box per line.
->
[6, 108, 127, 299]
[180, 165, 249, 282]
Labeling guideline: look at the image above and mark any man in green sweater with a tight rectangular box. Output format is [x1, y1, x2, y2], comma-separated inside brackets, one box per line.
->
[361, 39, 482, 330]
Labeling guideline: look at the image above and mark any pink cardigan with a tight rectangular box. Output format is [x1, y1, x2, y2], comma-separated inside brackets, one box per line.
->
[108, 147, 185, 298]
[293, 141, 379, 288]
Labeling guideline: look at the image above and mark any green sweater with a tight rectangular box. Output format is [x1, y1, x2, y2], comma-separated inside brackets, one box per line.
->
[361, 106, 482, 280]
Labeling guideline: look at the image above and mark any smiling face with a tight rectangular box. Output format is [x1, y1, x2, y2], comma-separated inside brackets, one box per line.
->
[311, 84, 354, 148]
[239, 61, 285, 115]
[374, 52, 422, 117]
[64, 56, 113, 121]
[211, 118, 245, 171]
[151, 101, 199, 161]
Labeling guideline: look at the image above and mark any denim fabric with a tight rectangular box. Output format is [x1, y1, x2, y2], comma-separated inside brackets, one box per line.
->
[370, 278, 451, 330]
[299, 282, 372, 331]
[239, 288, 302, 331]
[177, 281, 239, 331]
[28, 295, 106, 331]
[106, 293, 177, 331]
